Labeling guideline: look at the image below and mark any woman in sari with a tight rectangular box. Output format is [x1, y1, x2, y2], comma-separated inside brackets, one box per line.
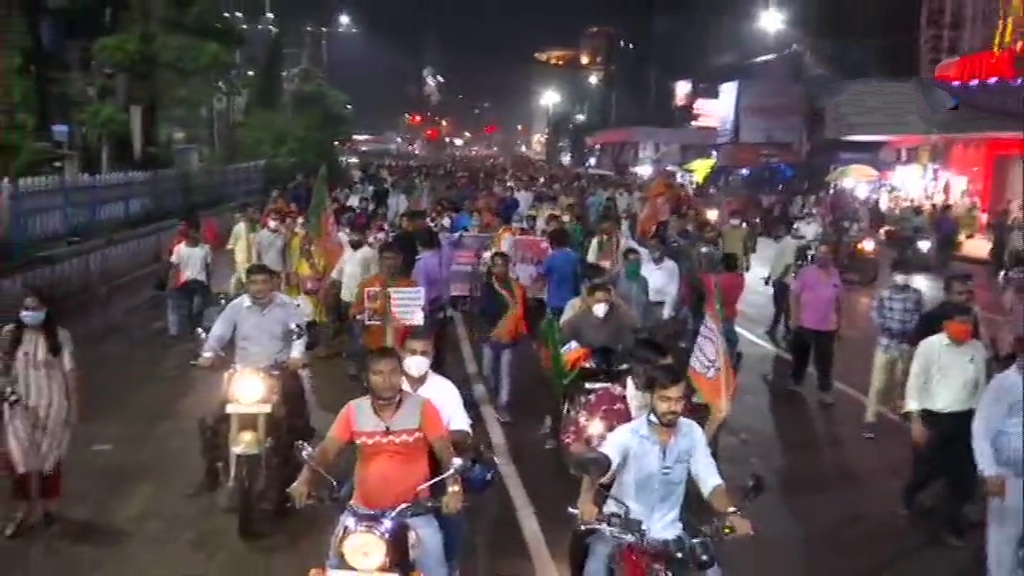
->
[286, 218, 329, 352]
[1, 291, 79, 538]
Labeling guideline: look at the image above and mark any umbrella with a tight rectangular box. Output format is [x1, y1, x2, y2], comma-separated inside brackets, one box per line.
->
[826, 164, 880, 183]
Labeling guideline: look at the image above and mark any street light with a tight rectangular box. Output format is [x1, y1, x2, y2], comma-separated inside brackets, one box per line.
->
[756, 7, 786, 34]
[337, 12, 357, 32]
[587, 73, 600, 86]
[539, 89, 562, 109]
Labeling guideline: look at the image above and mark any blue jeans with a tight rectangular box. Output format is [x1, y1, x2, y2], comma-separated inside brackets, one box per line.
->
[482, 341, 515, 409]
[165, 282, 207, 336]
[326, 510, 449, 575]
[584, 532, 723, 576]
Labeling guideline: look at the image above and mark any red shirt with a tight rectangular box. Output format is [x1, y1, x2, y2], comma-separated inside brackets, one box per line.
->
[701, 272, 744, 320]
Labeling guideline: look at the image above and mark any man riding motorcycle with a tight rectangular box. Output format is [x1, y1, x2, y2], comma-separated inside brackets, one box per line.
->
[561, 282, 638, 353]
[574, 371, 754, 576]
[198, 263, 315, 439]
[289, 346, 463, 575]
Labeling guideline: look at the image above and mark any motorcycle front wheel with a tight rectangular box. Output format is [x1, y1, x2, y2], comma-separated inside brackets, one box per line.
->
[236, 454, 263, 540]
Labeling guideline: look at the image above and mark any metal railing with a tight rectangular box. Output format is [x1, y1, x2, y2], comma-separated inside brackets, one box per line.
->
[1, 162, 266, 249]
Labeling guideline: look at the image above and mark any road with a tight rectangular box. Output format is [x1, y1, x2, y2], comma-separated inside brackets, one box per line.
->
[0, 245, 994, 575]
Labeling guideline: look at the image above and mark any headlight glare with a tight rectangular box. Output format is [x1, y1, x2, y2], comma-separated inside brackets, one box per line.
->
[916, 239, 932, 251]
[858, 238, 876, 252]
[230, 372, 267, 404]
[340, 530, 388, 571]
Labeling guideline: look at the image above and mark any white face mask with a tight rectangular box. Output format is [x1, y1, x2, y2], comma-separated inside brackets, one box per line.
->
[402, 354, 431, 378]
[591, 302, 610, 319]
[267, 220, 280, 230]
[728, 218, 741, 226]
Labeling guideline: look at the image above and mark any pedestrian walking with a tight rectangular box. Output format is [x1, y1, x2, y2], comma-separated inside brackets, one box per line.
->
[972, 357, 1023, 575]
[862, 266, 925, 438]
[788, 244, 843, 405]
[1, 291, 79, 538]
[902, 304, 987, 546]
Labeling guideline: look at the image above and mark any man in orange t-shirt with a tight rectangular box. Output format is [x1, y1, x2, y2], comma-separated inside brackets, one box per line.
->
[289, 347, 462, 573]
[350, 242, 421, 349]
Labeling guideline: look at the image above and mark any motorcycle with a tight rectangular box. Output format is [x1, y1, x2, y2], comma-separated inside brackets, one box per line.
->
[194, 324, 309, 539]
[559, 346, 634, 452]
[294, 441, 496, 575]
[887, 230, 934, 272]
[838, 237, 880, 286]
[567, 450, 765, 576]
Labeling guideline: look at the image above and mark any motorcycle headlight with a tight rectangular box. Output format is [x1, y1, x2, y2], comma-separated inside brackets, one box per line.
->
[858, 238, 876, 253]
[584, 418, 607, 441]
[229, 371, 268, 404]
[340, 530, 389, 571]
[916, 239, 932, 252]
[704, 208, 719, 221]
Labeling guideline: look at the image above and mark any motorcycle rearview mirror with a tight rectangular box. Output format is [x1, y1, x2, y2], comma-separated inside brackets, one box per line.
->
[294, 440, 315, 464]
[742, 473, 766, 503]
[567, 449, 612, 479]
[288, 323, 307, 342]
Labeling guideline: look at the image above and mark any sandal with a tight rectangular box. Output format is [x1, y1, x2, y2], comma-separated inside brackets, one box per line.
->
[2, 512, 32, 539]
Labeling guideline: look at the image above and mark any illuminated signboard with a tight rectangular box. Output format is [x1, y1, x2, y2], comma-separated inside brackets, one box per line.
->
[673, 80, 693, 108]
[934, 44, 1024, 84]
[691, 98, 723, 128]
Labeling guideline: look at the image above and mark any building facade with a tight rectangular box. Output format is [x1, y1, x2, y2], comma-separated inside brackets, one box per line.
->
[919, 0, 1002, 76]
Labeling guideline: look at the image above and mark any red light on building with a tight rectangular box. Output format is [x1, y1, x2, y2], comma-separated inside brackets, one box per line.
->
[934, 44, 1024, 83]
[424, 128, 440, 140]
[483, 124, 497, 134]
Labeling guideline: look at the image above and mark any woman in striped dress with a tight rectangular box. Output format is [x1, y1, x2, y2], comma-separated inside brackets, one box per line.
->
[1, 291, 79, 538]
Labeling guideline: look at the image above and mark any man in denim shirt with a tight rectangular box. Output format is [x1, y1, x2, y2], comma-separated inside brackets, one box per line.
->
[576, 371, 753, 575]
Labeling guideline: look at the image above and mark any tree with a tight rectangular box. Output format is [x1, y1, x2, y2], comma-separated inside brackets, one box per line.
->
[91, 0, 241, 165]
[237, 72, 350, 180]
[77, 101, 130, 173]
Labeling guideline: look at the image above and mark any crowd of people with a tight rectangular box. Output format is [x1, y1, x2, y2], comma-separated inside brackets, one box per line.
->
[0, 155, 1019, 576]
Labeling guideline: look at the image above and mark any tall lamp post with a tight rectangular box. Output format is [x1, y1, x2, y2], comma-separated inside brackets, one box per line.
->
[539, 89, 562, 163]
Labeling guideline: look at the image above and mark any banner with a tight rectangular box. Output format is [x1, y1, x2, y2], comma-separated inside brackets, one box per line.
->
[511, 235, 550, 299]
[363, 286, 426, 326]
[446, 233, 492, 297]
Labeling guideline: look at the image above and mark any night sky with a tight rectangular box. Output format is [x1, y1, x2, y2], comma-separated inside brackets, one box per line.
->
[259, 0, 923, 133]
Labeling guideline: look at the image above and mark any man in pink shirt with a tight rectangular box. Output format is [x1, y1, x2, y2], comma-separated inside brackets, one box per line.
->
[789, 244, 843, 405]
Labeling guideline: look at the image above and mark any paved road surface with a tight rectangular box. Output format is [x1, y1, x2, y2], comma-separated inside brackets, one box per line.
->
[0, 246, 992, 575]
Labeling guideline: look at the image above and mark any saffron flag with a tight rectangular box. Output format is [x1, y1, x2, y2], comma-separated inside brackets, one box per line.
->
[637, 175, 676, 239]
[687, 278, 736, 415]
[307, 165, 343, 272]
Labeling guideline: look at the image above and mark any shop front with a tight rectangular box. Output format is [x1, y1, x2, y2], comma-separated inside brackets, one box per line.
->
[825, 79, 1023, 261]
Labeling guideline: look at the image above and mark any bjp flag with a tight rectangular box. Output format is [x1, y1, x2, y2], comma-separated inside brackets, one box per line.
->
[638, 176, 676, 239]
[687, 281, 736, 416]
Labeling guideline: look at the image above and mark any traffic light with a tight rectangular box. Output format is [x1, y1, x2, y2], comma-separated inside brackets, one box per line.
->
[409, 113, 423, 125]
[424, 128, 440, 140]
[483, 124, 496, 135]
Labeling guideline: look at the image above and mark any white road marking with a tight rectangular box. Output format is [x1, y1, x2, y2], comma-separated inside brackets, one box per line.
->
[734, 324, 904, 426]
[452, 312, 561, 575]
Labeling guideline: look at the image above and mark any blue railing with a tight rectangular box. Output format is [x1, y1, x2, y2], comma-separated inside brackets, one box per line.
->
[1, 162, 266, 247]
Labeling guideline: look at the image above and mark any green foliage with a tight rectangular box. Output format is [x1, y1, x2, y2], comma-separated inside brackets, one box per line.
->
[237, 74, 350, 178]
[76, 102, 130, 146]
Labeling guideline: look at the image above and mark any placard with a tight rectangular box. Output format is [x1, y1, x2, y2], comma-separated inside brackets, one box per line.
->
[363, 286, 426, 326]
[511, 235, 551, 299]
[445, 233, 493, 297]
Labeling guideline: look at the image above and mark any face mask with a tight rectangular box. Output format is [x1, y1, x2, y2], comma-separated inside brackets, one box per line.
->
[19, 309, 45, 327]
[624, 261, 641, 279]
[728, 218, 741, 226]
[267, 220, 280, 231]
[561, 215, 571, 223]
[591, 302, 610, 319]
[402, 354, 432, 378]
[943, 320, 974, 344]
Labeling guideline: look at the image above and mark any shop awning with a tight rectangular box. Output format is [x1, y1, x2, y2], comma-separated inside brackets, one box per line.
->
[824, 78, 1022, 141]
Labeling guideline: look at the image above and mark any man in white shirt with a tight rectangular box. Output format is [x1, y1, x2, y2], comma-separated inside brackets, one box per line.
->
[328, 228, 377, 369]
[765, 225, 798, 338]
[902, 304, 987, 544]
[640, 236, 680, 324]
[400, 328, 472, 570]
[168, 225, 213, 337]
